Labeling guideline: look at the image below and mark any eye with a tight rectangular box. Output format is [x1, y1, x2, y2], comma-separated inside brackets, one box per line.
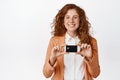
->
[73, 16, 79, 19]
[65, 16, 70, 19]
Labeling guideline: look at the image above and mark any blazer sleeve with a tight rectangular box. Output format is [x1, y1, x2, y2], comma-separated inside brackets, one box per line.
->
[43, 37, 55, 78]
[84, 38, 100, 78]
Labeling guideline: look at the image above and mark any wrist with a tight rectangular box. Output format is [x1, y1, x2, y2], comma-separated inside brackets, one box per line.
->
[84, 55, 92, 62]
[49, 56, 57, 66]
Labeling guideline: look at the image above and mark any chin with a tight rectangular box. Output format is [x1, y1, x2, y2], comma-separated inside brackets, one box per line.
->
[68, 29, 77, 32]
[69, 28, 77, 31]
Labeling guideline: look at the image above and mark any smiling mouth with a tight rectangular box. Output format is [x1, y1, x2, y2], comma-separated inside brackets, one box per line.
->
[68, 24, 75, 27]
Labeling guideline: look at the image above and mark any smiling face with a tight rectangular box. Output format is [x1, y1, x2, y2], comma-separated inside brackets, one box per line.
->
[64, 9, 79, 34]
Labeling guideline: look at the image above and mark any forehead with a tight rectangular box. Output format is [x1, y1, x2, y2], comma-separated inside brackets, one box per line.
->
[65, 9, 79, 16]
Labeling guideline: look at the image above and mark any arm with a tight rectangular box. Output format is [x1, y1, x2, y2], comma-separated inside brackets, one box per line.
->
[84, 38, 100, 78]
[42, 37, 55, 78]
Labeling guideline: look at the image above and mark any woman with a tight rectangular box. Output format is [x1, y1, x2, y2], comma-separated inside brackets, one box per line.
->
[43, 3, 100, 80]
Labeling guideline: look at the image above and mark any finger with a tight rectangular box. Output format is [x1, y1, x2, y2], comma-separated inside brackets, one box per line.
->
[52, 46, 58, 53]
[83, 43, 87, 49]
[55, 46, 59, 51]
[77, 44, 81, 51]
[60, 44, 66, 52]
[87, 45, 90, 49]
[57, 51, 67, 57]
[76, 52, 80, 54]
[53, 46, 56, 51]
[60, 44, 66, 49]
[76, 52, 84, 57]
[58, 46, 61, 52]
[80, 43, 84, 49]
[59, 44, 65, 52]
[77, 42, 81, 46]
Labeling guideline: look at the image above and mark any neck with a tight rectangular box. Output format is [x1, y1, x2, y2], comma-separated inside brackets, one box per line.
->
[67, 31, 77, 37]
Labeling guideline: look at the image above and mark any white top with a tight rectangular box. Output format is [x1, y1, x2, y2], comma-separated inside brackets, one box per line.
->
[64, 33, 84, 80]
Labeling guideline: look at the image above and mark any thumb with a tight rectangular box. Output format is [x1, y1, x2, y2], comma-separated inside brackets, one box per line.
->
[78, 51, 84, 57]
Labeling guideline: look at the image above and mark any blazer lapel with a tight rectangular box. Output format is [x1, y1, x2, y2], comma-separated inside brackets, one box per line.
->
[59, 35, 65, 79]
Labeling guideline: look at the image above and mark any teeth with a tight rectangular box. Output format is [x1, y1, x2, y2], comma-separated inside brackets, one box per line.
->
[68, 24, 75, 26]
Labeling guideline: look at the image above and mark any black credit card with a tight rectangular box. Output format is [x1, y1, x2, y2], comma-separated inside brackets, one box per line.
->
[65, 45, 77, 52]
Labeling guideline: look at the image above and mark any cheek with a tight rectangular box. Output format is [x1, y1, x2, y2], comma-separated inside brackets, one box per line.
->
[76, 20, 79, 26]
[64, 21, 68, 27]
[64, 25, 68, 29]
[64, 19, 66, 25]
[76, 19, 79, 24]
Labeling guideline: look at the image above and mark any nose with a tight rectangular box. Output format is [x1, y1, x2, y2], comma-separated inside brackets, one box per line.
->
[69, 18, 74, 23]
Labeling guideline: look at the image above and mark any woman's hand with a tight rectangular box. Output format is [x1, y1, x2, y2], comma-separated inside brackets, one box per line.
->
[49, 44, 66, 66]
[78, 43, 92, 58]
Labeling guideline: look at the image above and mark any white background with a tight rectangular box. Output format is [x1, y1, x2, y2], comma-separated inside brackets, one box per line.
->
[0, 0, 120, 80]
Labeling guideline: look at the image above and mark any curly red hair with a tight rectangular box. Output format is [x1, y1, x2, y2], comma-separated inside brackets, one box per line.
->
[52, 4, 92, 44]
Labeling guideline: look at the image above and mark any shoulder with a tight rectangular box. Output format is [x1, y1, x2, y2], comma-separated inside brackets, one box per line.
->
[90, 36, 97, 44]
[49, 35, 65, 44]
[50, 36, 62, 41]
[51, 35, 64, 40]
[51, 36, 63, 39]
